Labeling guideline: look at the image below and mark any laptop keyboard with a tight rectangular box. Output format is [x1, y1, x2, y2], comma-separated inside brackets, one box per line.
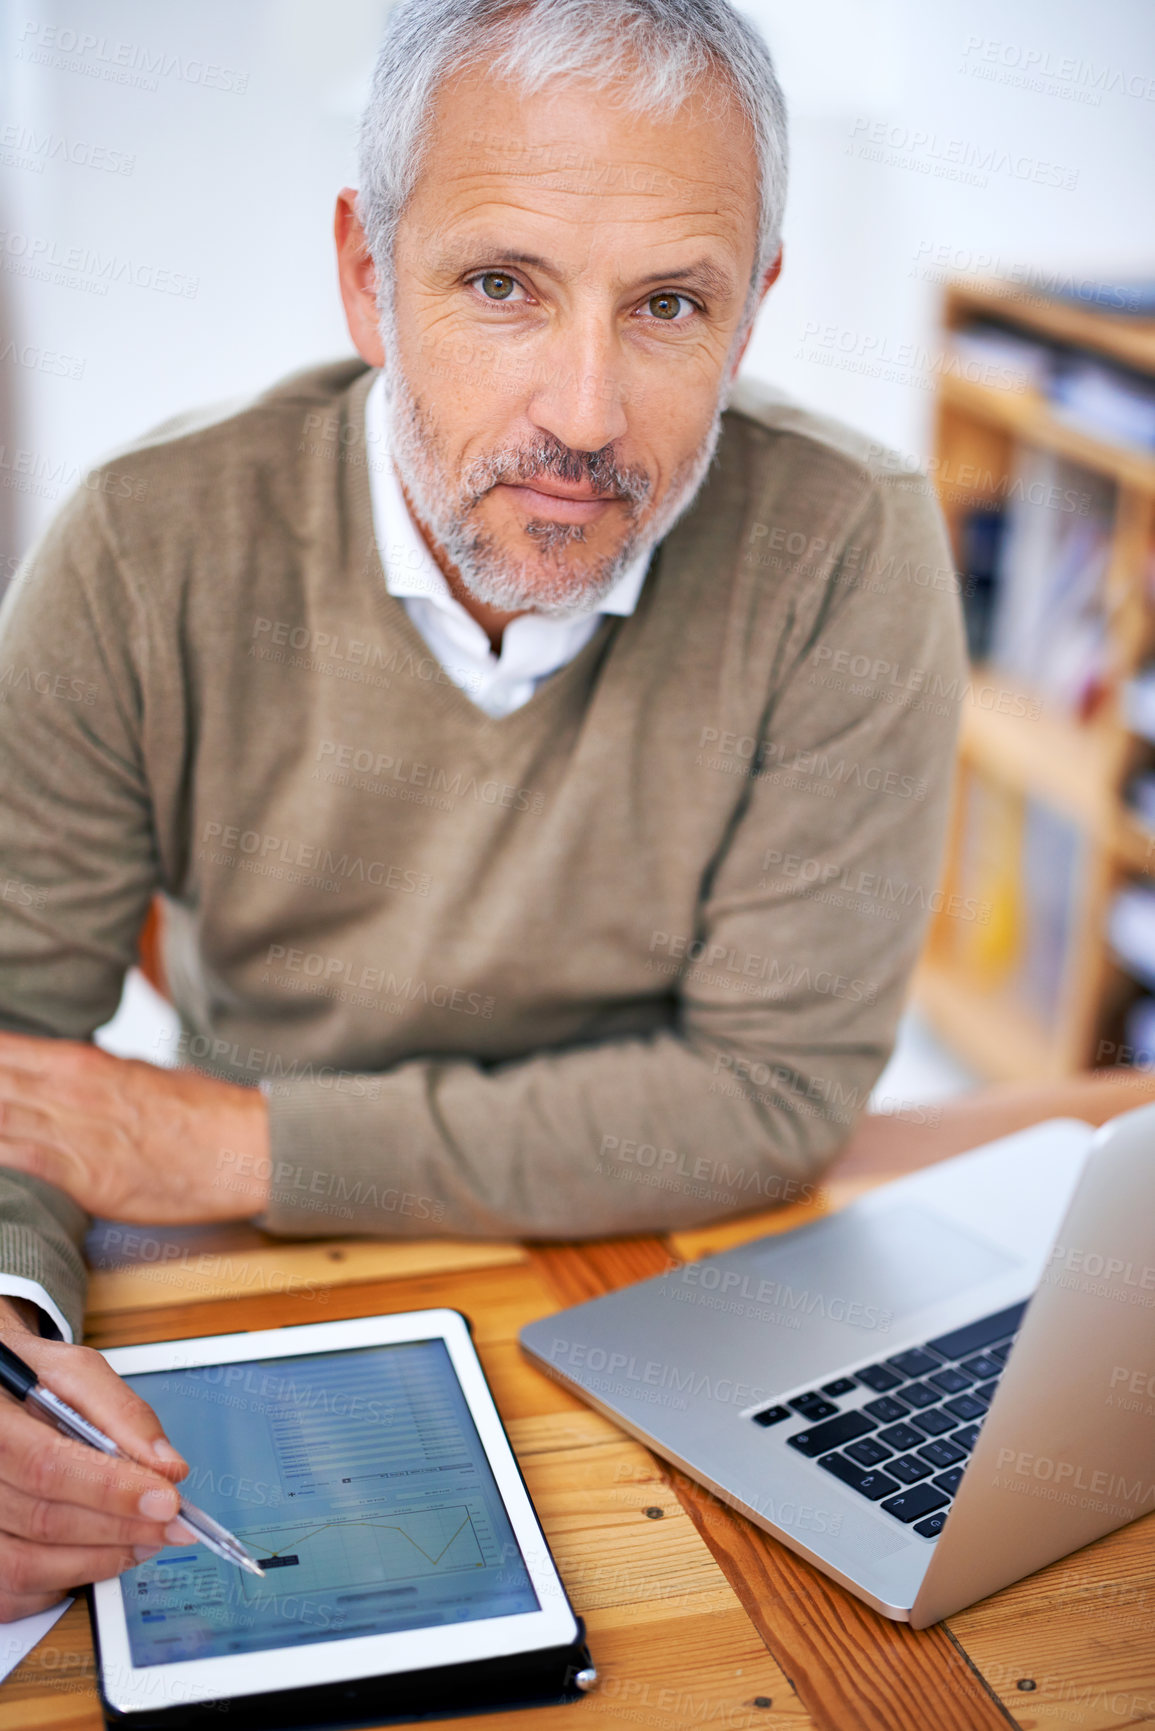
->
[750, 1301, 1026, 1540]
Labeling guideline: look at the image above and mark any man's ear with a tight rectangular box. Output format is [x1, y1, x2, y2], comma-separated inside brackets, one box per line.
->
[334, 188, 386, 367]
[727, 246, 784, 383]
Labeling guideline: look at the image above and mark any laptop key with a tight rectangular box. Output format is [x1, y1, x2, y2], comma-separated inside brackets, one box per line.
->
[788, 1392, 839, 1421]
[927, 1366, 972, 1395]
[926, 1302, 1028, 1362]
[973, 1380, 999, 1404]
[886, 1348, 943, 1379]
[877, 1423, 923, 1452]
[943, 1395, 987, 1423]
[912, 1407, 955, 1436]
[862, 1395, 910, 1424]
[914, 1511, 948, 1538]
[845, 1437, 892, 1467]
[752, 1405, 791, 1427]
[817, 1453, 900, 1500]
[821, 1377, 857, 1397]
[933, 1467, 964, 1496]
[855, 1364, 904, 1392]
[960, 1354, 1004, 1381]
[918, 1437, 966, 1469]
[880, 1483, 950, 1523]
[952, 1424, 981, 1452]
[898, 1380, 939, 1409]
[785, 1410, 877, 1458]
[889, 1453, 933, 1483]
[989, 1341, 1014, 1363]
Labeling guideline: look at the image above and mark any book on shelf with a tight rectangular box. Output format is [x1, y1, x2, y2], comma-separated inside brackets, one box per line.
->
[958, 508, 1005, 663]
[1017, 801, 1083, 1026]
[956, 446, 1115, 720]
[1049, 353, 1155, 452]
[949, 306, 1155, 449]
[1122, 668, 1155, 747]
[947, 321, 1055, 394]
[1123, 995, 1155, 1067]
[1107, 882, 1155, 994]
[944, 776, 1021, 984]
[1122, 671, 1155, 835]
[946, 775, 1083, 1034]
[1124, 769, 1155, 832]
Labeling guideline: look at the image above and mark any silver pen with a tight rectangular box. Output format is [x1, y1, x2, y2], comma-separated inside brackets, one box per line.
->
[0, 1339, 265, 1578]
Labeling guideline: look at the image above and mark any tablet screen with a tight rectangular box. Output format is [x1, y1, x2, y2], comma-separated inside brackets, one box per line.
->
[119, 1339, 540, 1665]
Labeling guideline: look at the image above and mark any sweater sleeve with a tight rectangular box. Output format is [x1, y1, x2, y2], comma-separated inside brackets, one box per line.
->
[259, 472, 967, 1239]
[0, 483, 158, 1338]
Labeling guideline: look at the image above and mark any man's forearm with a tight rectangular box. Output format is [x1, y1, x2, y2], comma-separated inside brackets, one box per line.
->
[256, 1027, 874, 1241]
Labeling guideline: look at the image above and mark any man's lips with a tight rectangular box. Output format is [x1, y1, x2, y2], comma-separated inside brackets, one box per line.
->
[498, 479, 623, 523]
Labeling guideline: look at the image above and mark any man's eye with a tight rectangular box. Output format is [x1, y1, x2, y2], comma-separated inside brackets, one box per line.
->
[641, 292, 697, 323]
[471, 272, 525, 303]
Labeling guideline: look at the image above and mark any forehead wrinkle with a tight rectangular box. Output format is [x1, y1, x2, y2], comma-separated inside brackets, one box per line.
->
[412, 64, 761, 252]
[426, 191, 751, 272]
[441, 156, 751, 204]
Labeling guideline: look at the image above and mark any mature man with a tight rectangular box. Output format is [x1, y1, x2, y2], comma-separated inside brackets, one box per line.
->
[0, 0, 963, 1616]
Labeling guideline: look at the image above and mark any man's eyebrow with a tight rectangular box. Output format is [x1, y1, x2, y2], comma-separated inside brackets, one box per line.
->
[436, 246, 737, 302]
[631, 260, 736, 301]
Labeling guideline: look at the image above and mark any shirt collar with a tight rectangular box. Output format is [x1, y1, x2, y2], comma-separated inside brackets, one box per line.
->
[365, 370, 650, 621]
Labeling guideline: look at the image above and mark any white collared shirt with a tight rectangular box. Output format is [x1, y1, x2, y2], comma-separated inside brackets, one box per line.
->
[364, 373, 650, 717]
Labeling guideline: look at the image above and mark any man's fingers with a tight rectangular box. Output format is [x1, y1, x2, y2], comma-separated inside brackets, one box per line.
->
[0, 1099, 69, 1144]
[0, 1062, 110, 1122]
[0, 1404, 182, 1524]
[0, 1040, 116, 1132]
[0, 1587, 70, 1626]
[0, 1030, 60, 1075]
[0, 1031, 99, 1080]
[0, 1124, 93, 1209]
[0, 1533, 142, 1599]
[0, 1133, 73, 1194]
[0, 1480, 189, 1550]
[13, 1338, 188, 1483]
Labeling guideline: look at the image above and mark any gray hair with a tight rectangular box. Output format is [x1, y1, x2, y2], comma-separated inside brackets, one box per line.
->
[356, 0, 788, 333]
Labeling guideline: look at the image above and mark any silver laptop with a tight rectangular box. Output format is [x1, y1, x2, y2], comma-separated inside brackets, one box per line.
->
[520, 1104, 1155, 1626]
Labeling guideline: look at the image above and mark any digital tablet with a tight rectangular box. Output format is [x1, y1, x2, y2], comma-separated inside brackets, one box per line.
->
[90, 1310, 588, 1727]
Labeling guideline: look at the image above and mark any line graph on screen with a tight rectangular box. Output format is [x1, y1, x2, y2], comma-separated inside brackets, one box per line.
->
[235, 1505, 486, 1600]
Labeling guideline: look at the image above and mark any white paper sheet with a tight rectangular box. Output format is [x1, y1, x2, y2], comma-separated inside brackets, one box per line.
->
[0, 1598, 73, 1683]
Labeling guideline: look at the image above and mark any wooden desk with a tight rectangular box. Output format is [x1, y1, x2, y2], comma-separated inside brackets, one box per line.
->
[2, 1092, 1152, 1731]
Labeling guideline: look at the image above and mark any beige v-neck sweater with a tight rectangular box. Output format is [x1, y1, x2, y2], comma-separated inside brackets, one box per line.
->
[0, 358, 965, 1339]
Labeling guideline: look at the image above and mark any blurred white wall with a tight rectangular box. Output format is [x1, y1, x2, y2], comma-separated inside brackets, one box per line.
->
[1, 0, 1152, 569]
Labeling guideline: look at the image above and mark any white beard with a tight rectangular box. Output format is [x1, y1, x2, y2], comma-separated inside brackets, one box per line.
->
[378, 331, 726, 618]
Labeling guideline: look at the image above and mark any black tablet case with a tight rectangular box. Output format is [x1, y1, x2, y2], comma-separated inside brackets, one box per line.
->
[91, 1605, 593, 1729]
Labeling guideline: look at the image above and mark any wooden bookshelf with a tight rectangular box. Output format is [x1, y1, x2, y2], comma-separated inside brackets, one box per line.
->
[937, 371, 1155, 493]
[943, 278, 1155, 379]
[915, 280, 1155, 1081]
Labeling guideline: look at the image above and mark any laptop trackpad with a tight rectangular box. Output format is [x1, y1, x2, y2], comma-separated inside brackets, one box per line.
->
[742, 1202, 1020, 1321]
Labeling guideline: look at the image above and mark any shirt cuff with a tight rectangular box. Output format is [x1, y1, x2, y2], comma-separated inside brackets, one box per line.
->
[0, 1275, 73, 1342]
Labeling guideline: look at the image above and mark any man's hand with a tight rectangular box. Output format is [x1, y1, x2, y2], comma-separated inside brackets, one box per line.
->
[0, 1032, 270, 1222]
[0, 1298, 197, 1622]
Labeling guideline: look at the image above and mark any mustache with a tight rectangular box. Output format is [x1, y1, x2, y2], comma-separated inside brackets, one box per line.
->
[461, 435, 652, 512]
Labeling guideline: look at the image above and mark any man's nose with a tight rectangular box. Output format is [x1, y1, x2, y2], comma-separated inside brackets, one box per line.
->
[525, 315, 629, 455]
